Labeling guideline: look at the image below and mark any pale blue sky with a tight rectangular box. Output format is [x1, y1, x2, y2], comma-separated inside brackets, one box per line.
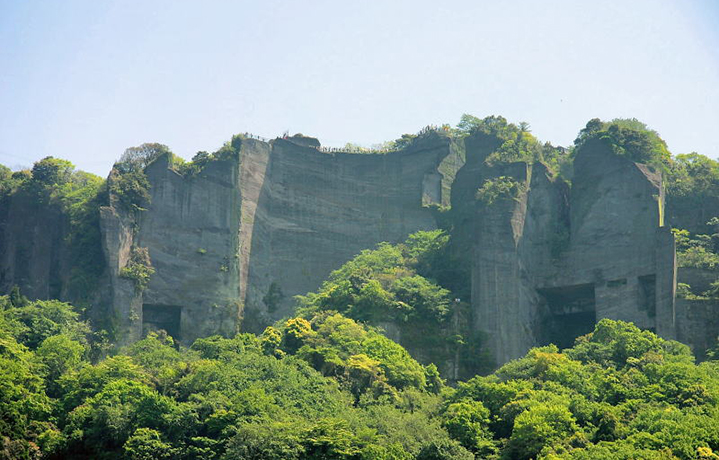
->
[1, 0, 718, 175]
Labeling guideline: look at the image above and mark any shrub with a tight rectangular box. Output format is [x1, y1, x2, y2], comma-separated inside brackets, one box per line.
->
[475, 176, 525, 205]
[120, 247, 155, 291]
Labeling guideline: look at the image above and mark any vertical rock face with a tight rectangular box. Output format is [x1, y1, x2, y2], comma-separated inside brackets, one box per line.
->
[99, 205, 140, 343]
[0, 193, 69, 300]
[99, 152, 247, 345]
[243, 133, 460, 330]
[463, 136, 676, 366]
[1, 128, 698, 368]
[136, 154, 245, 343]
[556, 139, 675, 336]
[97, 132, 462, 343]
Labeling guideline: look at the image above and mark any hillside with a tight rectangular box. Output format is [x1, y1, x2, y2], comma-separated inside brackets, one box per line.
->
[2, 292, 719, 459]
[3, 116, 719, 369]
[3, 116, 719, 458]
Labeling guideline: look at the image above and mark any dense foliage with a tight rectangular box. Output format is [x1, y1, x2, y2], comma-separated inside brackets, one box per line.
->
[297, 230, 486, 377]
[673, 227, 719, 272]
[671, 223, 719, 300]
[475, 176, 526, 206]
[0, 294, 469, 460]
[455, 114, 569, 174]
[6, 117, 719, 458]
[3, 293, 719, 459]
[450, 319, 719, 459]
[573, 118, 672, 169]
[666, 153, 719, 234]
[0, 157, 106, 302]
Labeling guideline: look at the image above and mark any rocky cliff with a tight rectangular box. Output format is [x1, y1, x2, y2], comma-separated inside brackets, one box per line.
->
[449, 133, 676, 366]
[4, 125, 719, 368]
[0, 192, 70, 300]
[93, 131, 463, 344]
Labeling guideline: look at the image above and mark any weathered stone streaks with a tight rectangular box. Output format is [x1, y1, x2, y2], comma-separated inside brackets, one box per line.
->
[7, 127, 719, 368]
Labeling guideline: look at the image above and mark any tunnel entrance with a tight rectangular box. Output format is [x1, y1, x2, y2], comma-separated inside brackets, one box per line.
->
[142, 304, 182, 341]
[538, 283, 596, 350]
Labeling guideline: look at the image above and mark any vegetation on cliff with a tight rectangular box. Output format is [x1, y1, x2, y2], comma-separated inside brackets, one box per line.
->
[455, 114, 570, 175]
[573, 118, 672, 169]
[666, 153, 719, 234]
[666, 153, 719, 297]
[0, 157, 106, 302]
[475, 176, 526, 205]
[5, 116, 719, 458]
[296, 230, 486, 378]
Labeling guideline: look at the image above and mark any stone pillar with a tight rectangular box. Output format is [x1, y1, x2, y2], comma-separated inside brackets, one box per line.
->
[654, 227, 676, 339]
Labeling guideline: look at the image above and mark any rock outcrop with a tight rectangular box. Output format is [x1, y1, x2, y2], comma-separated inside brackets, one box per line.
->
[452, 134, 676, 366]
[0, 192, 70, 300]
[8, 126, 719, 368]
[95, 131, 462, 344]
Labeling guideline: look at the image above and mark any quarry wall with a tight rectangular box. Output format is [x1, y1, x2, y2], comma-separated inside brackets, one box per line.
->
[449, 133, 677, 365]
[2, 129, 718, 367]
[93, 132, 463, 344]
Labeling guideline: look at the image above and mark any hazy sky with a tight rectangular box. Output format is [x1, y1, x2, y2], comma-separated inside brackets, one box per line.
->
[1, 0, 718, 176]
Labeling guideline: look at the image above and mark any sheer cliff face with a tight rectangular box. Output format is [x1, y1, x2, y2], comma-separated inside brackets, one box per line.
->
[0, 193, 69, 300]
[242, 134, 461, 330]
[99, 153, 246, 345]
[455, 135, 676, 366]
[1, 130, 690, 366]
[98, 133, 461, 343]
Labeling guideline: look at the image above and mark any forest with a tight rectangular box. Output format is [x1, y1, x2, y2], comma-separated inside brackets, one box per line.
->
[3, 117, 719, 459]
[3, 293, 719, 459]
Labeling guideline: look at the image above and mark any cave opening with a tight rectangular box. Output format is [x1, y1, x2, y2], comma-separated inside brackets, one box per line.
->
[142, 304, 182, 341]
[638, 274, 657, 318]
[538, 283, 596, 350]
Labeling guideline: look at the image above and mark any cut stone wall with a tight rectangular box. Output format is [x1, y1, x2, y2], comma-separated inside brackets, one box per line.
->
[464, 136, 676, 366]
[11, 130, 719, 368]
[95, 133, 462, 344]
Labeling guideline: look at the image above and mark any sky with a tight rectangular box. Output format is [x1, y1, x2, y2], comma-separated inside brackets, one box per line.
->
[1, 0, 718, 176]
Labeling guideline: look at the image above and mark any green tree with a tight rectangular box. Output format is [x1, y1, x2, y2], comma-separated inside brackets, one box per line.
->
[301, 418, 360, 460]
[505, 403, 579, 460]
[108, 168, 151, 212]
[222, 421, 304, 460]
[36, 334, 85, 397]
[5, 299, 90, 350]
[573, 118, 671, 168]
[415, 439, 474, 460]
[123, 428, 178, 460]
[29, 156, 74, 192]
[441, 400, 496, 455]
[115, 143, 171, 173]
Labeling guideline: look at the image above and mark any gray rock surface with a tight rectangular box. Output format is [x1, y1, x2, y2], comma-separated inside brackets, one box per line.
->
[8, 127, 719, 369]
[675, 267, 719, 360]
[459, 135, 676, 366]
[242, 133, 460, 331]
[92, 132, 462, 344]
[0, 193, 70, 300]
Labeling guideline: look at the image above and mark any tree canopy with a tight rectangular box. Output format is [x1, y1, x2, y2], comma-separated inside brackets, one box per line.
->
[3, 293, 719, 459]
[573, 118, 672, 168]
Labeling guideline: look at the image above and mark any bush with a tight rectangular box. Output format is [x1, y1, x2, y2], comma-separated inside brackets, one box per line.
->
[475, 176, 525, 205]
[120, 247, 155, 291]
[574, 118, 671, 168]
[109, 168, 151, 213]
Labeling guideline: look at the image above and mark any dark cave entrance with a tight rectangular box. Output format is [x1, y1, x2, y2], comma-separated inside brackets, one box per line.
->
[538, 283, 596, 350]
[142, 304, 182, 341]
[638, 274, 657, 318]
